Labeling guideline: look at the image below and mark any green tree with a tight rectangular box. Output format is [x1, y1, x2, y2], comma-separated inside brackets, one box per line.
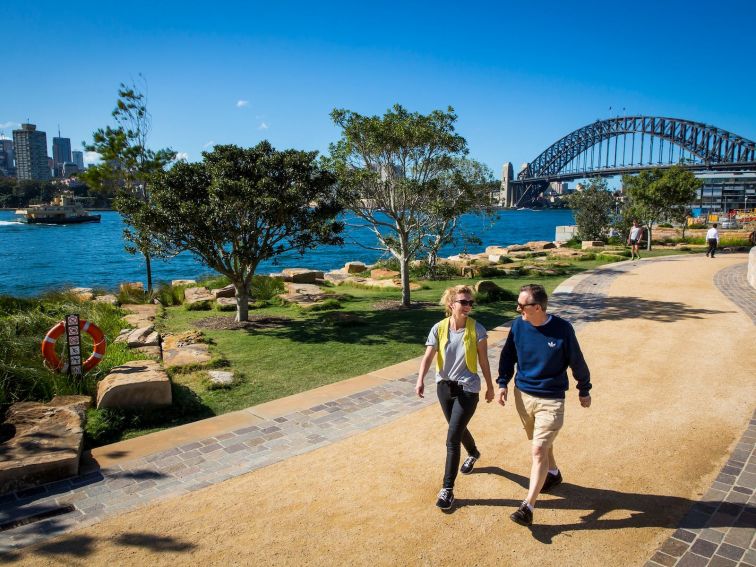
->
[81, 79, 176, 292]
[622, 165, 701, 250]
[328, 104, 477, 306]
[568, 177, 615, 241]
[123, 143, 344, 322]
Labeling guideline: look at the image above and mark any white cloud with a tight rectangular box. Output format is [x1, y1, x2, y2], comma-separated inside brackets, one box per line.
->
[258, 122, 269, 130]
[174, 152, 189, 162]
[203, 140, 215, 148]
[84, 151, 101, 164]
[236, 100, 249, 108]
[0, 121, 19, 130]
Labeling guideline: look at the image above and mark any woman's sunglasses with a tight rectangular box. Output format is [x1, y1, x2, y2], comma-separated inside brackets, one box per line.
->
[455, 299, 474, 307]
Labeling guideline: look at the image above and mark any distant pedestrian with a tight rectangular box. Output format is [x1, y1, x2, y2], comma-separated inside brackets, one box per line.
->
[705, 223, 719, 258]
[627, 220, 643, 260]
[497, 284, 592, 526]
[416, 284, 495, 511]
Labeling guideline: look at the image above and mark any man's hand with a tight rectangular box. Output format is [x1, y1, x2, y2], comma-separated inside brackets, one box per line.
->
[484, 386, 495, 403]
[579, 395, 591, 408]
[497, 387, 508, 406]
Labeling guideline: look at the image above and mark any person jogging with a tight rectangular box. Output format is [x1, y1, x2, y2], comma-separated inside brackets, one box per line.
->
[497, 283, 592, 526]
[416, 284, 495, 510]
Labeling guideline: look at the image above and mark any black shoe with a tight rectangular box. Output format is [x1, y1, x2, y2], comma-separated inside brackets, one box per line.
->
[541, 470, 563, 493]
[435, 488, 454, 510]
[510, 502, 533, 526]
[460, 453, 480, 475]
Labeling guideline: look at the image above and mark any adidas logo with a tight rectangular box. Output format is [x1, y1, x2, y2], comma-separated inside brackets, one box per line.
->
[547, 341, 556, 348]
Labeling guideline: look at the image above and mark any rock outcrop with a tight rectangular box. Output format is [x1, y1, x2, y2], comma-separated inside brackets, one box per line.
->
[162, 332, 212, 368]
[0, 395, 90, 495]
[96, 360, 172, 409]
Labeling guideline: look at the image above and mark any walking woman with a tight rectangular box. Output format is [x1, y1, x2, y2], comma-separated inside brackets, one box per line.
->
[415, 284, 495, 510]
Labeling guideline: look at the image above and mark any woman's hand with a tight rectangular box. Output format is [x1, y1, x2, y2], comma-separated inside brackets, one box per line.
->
[415, 380, 425, 398]
[497, 386, 508, 406]
[485, 386, 495, 403]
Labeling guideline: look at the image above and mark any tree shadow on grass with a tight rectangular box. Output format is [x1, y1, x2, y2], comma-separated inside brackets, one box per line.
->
[457, 468, 754, 544]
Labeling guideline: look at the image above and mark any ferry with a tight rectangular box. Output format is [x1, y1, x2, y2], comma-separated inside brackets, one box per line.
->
[15, 191, 101, 224]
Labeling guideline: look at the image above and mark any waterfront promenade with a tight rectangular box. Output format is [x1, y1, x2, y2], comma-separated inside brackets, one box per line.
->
[1, 253, 754, 566]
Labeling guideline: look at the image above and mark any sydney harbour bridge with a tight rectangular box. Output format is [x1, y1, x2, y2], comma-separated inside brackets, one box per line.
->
[501, 116, 756, 208]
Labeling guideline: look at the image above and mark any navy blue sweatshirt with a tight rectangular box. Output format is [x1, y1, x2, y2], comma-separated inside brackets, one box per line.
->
[497, 315, 592, 399]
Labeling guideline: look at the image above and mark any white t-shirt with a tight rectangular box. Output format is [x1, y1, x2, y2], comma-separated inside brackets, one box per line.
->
[426, 320, 487, 392]
[629, 226, 642, 240]
[706, 228, 719, 241]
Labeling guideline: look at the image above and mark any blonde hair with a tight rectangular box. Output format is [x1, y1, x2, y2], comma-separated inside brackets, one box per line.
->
[440, 284, 474, 316]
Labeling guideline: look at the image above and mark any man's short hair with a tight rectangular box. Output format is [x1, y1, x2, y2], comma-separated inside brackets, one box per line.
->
[712, 223, 718, 228]
[520, 283, 548, 310]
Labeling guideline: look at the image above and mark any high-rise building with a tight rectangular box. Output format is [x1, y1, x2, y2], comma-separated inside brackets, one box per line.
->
[0, 138, 14, 176]
[52, 135, 72, 176]
[13, 123, 51, 181]
[72, 150, 84, 169]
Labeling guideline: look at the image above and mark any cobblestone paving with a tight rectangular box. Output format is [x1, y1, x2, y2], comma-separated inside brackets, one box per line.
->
[714, 263, 756, 325]
[1, 255, 753, 560]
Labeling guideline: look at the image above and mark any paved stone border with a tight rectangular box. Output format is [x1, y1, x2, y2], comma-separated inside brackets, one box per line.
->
[645, 410, 756, 567]
[714, 262, 756, 325]
[1, 254, 753, 558]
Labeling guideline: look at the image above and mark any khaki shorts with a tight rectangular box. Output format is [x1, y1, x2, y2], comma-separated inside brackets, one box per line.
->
[514, 388, 565, 447]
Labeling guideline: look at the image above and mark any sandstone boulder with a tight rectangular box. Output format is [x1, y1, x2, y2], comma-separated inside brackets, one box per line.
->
[162, 332, 212, 368]
[171, 279, 196, 287]
[281, 282, 328, 306]
[485, 246, 509, 256]
[526, 241, 557, 250]
[208, 370, 234, 386]
[370, 268, 399, 279]
[96, 360, 172, 409]
[94, 294, 118, 305]
[344, 261, 368, 274]
[115, 326, 160, 348]
[212, 284, 236, 299]
[324, 271, 350, 285]
[121, 304, 158, 328]
[0, 396, 89, 494]
[581, 241, 605, 249]
[69, 287, 94, 301]
[184, 286, 215, 305]
[120, 282, 144, 293]
[507, 245, 531, 252]
[281, 268, 324, 284]
[474, 280, 503, 294]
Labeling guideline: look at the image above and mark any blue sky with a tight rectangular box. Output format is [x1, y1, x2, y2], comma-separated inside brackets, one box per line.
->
[2, 0, 755, 177]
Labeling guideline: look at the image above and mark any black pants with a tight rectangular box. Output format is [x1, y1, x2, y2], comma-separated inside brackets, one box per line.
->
[437, 381, 480, 489]
[707, 238, 717, 257]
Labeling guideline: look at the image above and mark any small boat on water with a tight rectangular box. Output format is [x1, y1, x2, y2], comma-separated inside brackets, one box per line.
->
[15, 191, 101, 224]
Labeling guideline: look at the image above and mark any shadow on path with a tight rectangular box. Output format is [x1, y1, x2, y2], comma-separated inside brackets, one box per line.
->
[554, 295, 734, 324]
[455, 468, 753, 545]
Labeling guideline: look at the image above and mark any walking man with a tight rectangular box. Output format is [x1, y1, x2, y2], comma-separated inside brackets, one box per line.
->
[705, 223, 719, 258]
[497, 284, 592, 526]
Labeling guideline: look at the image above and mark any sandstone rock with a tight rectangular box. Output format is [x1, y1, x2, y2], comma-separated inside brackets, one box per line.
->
[162, 332, 212, 368]
[370, 268, 399, 279]
[488, 254, 506, 263]
[115, 326, 160, 348]
[94, 294, 118, 305]
[526, 241, 557, 250]
[133, 346, 162, 358]
[171, 279, 196, 287]
[581, 241, 605, 249]
[344, 261, 368, 274]
[212, 284, 236, 299]
[281, 268, 324, 284]
[0, 399, 86, 494]
[485, 246, 509, 256]
[324, 271, 350, 285]
[97, 360, 172, 409]
[208, 370, 234, 386]
[184, 286, 215, 305]
[69, 287, 94, 301]
[47, 395, 92, 418]
[281, 282, 328, 306]
[475, 280, 503, 294]
[507, 245, 530, 252]
[121, 304, 158, 328]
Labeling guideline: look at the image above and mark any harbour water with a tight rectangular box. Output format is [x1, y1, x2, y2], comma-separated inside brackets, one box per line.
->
[0, 209, 574, 297]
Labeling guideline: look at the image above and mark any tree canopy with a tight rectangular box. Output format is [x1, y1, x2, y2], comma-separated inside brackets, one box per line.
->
[81, 79, 176, 291]
[124, 142, 344, 321]
[622, 165, 701, 249]
[328, 104, 488, 306]
[568, 177, 616, 241]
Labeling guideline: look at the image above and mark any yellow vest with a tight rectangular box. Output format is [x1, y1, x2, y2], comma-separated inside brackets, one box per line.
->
[436, 317, 478, 374]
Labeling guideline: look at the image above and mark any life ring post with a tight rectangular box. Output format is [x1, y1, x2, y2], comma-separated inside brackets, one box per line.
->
[41, 315, 107, 375]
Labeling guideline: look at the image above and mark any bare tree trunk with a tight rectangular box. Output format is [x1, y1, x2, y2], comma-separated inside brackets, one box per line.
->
[235, 284, 249, 322]
[646, 225, 652, 251]
[400, 257, 411, 307]
[145, 251, 153, 293]
[427, 248, 438, 279]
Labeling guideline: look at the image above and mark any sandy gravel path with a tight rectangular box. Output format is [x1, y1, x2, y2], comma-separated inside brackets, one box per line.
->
[11, 255, 755, 566]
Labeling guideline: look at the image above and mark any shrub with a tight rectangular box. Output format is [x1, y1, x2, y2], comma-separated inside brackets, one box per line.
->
[155, 283, 186, 306]
[250, 275, 285, 300]
[475, 287, 517, 304]
[185, 300, 212, 311]
[658, 223, 673, 228]
[303, 298, 342, 312]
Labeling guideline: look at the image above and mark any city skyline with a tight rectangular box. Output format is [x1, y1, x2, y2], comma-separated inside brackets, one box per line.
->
[2, 0, 755, 176]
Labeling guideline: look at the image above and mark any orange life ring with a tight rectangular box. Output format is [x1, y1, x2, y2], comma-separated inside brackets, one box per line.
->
[41, 319, 107, 372]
